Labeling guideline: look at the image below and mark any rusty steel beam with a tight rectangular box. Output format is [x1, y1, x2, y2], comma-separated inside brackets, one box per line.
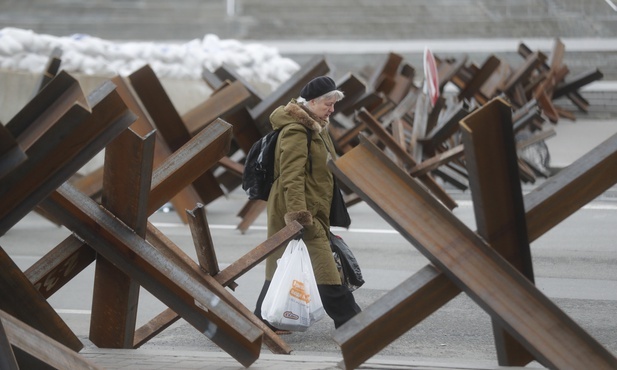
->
[226, 107, 263, 154]
[380, 90, 421, 128]
[0, 247, 82, 352]
[461, 99, 534, 279]
[534, 65, 569, 101]
[34, 47, 63, 94]
[510, 84, 529, 107]
[425, 95, 446, 135]
[335, 121, 366, 150]
[104, 128, 155, 236]
[213, 63, 265, 107]
[410, 93, 429, 162]
[186, 200, 242, 300]
[218, 156, 244, 178]
[90, 128, 156, 349]
[409, 144, 464, 177]
[24, 236, 95, 299]
[5, 71, 86, 151]
[182, 80, 251, 135]
[366, 52, 403, 93]
[504, 51, 549, 95]
[12, 87, 230, 351]
[24, 118, 232, 346]
[0, 71, 89, 232]
[214, 222, 302, 287]
[333, 119, 617, 369]
[433, 165, 469, 191]
[555, 106, 577, 121]
[437, 54, 468, 91]
[186, 201, 238, 290]
[457, 55, 501, 102]
[40, 184, 263, 367]
[340, 91, 384, 117]
[0, 316, 18, 370]
[23, 106, 224, 306]
[128, 64, 188, 151]
[391, 118, 406, 149]
[237, 200, 267, 234]
[187, 203, 220, 276]
[148, 118, 233, 214]
[216, 169, 243, 194]
[553, 69, 604, 99]
[460, 98, 536, 366]
[566, 91, 590, 112]
[358, 111, 408, 161]
[0, 124, 26, 180]
[524, 131, 617, 241]
[333, 264, 459, 370]
[70, 167, 104, 198]
[202, 67, 224, 91]
[0, 93, 90, 229]
[0, 79, 137, 235]
[145, 222, 296, 354]
[481, 62, 511, 99]
[331, 74, 367, 117]
[135, 221, 302, 354]
[516, 129, 556, 151]
[112, 75, 201, 224]
[250, 56, 329, 134]
[0, 309, 101, 370]
[388, 71, 416, 105]
[128, 64, 225, 205]
[449, 61, 475, 92]
[166, 185, 202, 224]
[521, 44, 566, 117]
[133, 308, 180, 349]
[356, 108, 457, 210]
[513, 109, 543, 133]
[330, 137, 617, 370]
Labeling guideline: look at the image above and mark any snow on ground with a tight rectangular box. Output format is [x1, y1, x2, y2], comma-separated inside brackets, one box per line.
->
[0, 27, 300, 91]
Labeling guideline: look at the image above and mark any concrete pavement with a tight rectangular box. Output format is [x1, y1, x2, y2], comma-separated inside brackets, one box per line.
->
[77, 347, 542, 370]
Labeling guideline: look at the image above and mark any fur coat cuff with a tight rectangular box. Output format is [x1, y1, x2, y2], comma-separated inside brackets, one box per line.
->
[284, 210, 313, 226]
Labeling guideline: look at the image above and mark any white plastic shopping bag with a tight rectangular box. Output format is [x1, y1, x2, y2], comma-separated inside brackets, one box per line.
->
[261, 239, 325, 331]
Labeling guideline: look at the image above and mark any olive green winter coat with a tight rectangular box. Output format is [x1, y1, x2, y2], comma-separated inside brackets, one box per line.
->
[265, 99, 342, 285]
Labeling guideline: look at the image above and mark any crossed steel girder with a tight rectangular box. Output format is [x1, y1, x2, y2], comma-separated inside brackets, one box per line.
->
[330, 99, 617, 369]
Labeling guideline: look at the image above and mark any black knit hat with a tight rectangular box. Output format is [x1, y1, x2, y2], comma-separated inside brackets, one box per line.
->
[300, 76, 337, 101]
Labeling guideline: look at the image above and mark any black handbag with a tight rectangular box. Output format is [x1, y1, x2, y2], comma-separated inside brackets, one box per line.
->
[330, 233, 364, 292]
[329, 178, 351, 228]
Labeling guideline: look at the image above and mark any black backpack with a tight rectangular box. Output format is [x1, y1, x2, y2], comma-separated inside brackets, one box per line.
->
[242, 128, 312, 201]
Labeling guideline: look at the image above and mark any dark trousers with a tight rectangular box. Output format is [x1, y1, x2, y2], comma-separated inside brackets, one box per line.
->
[254, 280, 361, 329]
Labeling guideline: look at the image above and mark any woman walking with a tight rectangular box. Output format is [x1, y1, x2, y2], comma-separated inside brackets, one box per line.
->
[254, 76, 361, 332]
